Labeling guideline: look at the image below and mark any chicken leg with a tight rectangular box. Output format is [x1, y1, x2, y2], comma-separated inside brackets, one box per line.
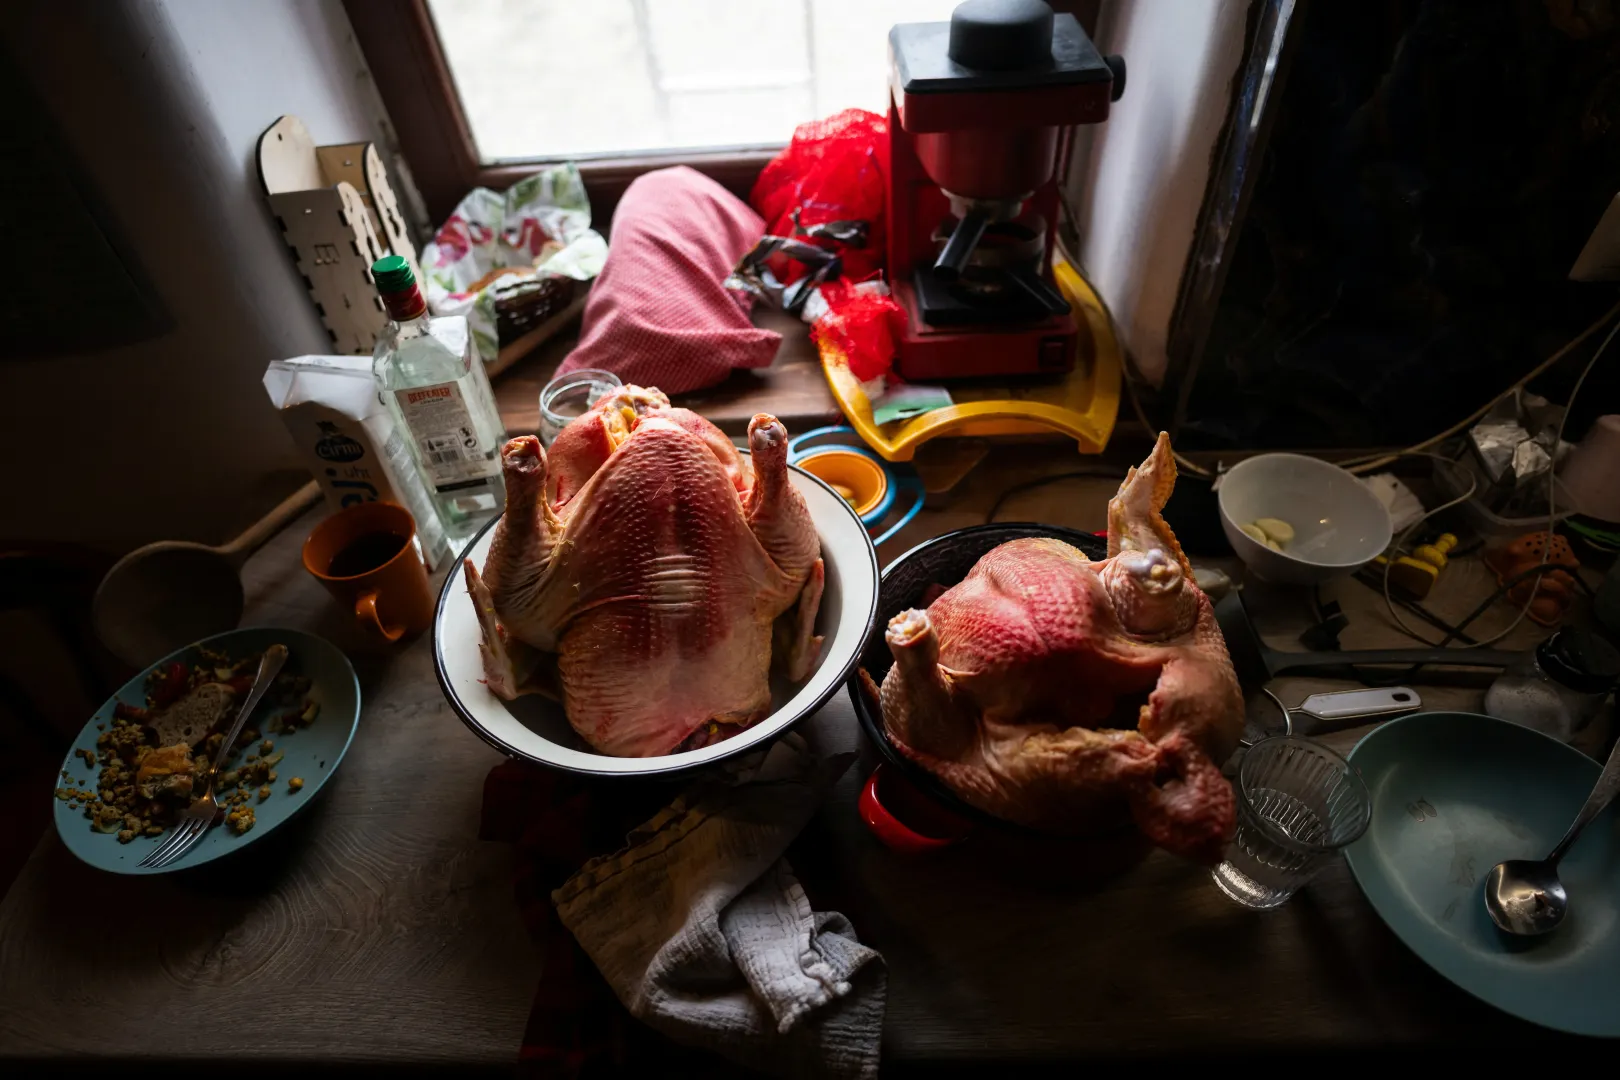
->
[745, 413, 825, 679]
[482, 436, 564, 649]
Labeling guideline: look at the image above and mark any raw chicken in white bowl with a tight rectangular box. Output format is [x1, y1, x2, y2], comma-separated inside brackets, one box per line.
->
[433, 386, 877, 777]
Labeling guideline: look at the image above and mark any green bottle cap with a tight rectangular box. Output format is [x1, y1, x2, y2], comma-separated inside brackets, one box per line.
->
[371, 254, 414, 292]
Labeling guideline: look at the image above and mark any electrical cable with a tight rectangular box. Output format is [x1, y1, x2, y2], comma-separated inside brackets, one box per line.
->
[1056, 203, 1613, 652]
[1436, 563, 1587, 649]
[1339, 299, 1620, 475]
[1348, 571, 1483, 644]
[1056, 194, 1620, 486]
[1378, 314, 1618, 650]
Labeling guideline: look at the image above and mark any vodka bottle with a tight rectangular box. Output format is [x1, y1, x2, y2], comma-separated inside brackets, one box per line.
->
[370, 255, 506, 551]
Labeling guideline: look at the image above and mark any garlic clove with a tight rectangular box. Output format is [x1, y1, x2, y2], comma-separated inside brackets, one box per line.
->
[1255, 517, 1295, 544]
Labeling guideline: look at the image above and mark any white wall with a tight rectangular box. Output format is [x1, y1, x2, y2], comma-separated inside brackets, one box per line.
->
[1069, 0, 1252, 386]
[1, 0, 397, 552]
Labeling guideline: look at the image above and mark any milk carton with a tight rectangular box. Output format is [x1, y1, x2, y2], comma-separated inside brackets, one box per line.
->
[264, 355, 450, 569]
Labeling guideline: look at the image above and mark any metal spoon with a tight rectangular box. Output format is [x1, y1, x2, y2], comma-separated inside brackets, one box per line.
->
[1485, 733, 1620, 936]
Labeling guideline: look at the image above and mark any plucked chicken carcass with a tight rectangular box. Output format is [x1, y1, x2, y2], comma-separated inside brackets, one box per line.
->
[464, 386, 824, 757]
[872, 434, 1244, 863]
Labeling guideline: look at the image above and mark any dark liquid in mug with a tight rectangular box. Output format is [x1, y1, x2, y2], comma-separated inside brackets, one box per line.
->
[328, 531, 409, 577]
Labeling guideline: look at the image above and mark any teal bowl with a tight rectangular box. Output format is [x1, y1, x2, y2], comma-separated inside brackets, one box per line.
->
[1346, 711, 1620, 1037]
[52, 627, 360, 876]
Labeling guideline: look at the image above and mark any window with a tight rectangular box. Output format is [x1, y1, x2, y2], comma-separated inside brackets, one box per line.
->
[347, 0, 1098, 221]
[425, 0, 959, 163]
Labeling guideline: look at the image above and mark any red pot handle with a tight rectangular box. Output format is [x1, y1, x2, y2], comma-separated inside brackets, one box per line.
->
[859, 762, 972, 855]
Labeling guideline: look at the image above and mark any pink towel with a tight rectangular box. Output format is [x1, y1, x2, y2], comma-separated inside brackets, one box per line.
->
[558, 167, 782, 394]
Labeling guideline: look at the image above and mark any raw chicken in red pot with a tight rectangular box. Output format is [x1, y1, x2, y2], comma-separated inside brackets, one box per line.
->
[865, 435, 1245, 864]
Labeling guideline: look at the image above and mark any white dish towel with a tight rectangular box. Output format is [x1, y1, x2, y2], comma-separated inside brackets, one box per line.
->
[553, 735, 884, 1079]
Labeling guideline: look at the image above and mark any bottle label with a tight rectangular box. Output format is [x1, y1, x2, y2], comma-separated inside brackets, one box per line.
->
[395, 381, 499, 489]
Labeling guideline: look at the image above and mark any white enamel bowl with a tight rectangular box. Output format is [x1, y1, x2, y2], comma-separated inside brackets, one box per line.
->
[432, 455, 879, 776]
[1217, 452, 1393, 585]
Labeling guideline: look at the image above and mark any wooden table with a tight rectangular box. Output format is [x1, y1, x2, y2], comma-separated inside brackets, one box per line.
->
[0, 445, 1607, 1070]
[0, 512, 539, 1070]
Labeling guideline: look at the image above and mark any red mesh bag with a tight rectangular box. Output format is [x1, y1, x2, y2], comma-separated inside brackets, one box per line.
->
[810, 280, 905, 382]
[751, 109, 889, 284]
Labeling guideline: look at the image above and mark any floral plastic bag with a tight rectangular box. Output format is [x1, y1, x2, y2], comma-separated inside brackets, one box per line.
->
[421, 163, 607, 365]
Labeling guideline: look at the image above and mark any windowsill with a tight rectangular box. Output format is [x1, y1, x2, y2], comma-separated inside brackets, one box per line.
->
[492, 306, 840, 439]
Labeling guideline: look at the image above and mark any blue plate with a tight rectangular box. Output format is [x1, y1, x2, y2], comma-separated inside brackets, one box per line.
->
[1346, 711, 1620, 1037]
[53, 627, 360, 876]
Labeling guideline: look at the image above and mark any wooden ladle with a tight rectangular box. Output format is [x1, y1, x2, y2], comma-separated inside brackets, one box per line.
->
[92, 482, 321, 668]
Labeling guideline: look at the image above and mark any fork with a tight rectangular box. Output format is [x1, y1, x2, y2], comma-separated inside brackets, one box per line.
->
[140, 644, 289, 869]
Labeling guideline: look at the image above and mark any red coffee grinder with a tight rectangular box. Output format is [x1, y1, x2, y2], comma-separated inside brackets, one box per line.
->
[887, 0, 1124, 381]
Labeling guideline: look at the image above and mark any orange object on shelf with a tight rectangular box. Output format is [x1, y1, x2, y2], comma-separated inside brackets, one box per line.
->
[815, 259, 1121, 462]
[793, 449, 888, 518]
[1483, 532, 1581, 627]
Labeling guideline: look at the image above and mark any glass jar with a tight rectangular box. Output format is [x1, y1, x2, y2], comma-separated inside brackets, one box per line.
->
[538, 369, 623, 446]
[1483, 628, 1620, 742]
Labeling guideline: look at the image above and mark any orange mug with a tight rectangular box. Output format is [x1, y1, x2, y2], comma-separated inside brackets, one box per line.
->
[302, 501, 433, 642]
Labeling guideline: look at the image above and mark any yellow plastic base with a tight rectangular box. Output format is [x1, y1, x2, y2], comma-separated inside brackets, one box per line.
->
[817, 259, 1122, 462]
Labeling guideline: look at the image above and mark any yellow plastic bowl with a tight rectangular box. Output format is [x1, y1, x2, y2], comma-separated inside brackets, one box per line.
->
[797, 449, 887, 519]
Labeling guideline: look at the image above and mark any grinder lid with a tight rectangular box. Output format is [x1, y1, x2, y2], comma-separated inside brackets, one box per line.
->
[891, 3, 1113, 95]
[948, 0, 1054, 71]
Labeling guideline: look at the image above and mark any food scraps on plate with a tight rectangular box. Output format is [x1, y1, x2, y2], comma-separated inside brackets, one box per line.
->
[55, 646, 316, 843]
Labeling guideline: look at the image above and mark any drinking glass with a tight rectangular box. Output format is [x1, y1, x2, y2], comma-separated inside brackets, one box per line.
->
[1212, 735, 1371, 909]
[538, 369, 622, 446]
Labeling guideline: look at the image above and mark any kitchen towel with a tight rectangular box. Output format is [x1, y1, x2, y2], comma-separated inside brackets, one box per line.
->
[557, 166, 781, 394]
[554, 736, 883, 1080]
[482, 760, 729, 1077]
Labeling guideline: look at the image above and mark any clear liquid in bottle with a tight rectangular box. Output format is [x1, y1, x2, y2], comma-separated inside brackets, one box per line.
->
[370, 256, 506, 551]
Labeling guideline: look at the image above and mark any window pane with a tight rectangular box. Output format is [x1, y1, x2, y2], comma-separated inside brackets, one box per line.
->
[426, 0, 960, 163]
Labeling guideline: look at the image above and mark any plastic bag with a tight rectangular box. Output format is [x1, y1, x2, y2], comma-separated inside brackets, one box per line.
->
[420, 163, 607, 365]
[725, 234, 843, 314]
[751, 109, 888, 285]
[810, 279, 905, 382]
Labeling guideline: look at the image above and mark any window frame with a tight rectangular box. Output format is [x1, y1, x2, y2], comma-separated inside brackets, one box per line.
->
[345, 0, 781, 225]
[345, 0, 1098, 226]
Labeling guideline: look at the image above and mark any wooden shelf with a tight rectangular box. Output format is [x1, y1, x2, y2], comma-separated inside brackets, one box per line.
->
[493, 308, 843, 438]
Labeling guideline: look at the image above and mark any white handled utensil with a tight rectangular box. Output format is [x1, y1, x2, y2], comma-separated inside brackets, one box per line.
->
[1293, 687, 1421, 732]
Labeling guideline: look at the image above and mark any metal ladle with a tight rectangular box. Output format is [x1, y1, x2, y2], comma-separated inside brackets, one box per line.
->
[1485, 732, 1620, 936]
[92, 482, 320, 669]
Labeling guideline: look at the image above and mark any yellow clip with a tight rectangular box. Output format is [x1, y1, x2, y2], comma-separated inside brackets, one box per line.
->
[1386, 533, 1457, 599]
[1410, 532, 1457, 571]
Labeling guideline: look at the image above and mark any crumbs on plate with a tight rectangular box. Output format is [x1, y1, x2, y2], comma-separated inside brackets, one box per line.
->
[56, 646, 318, 844]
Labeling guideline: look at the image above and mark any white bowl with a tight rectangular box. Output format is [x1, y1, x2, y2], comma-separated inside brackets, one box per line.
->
[433, 454, 879, 776]
[1217, 453, 1392, 585]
